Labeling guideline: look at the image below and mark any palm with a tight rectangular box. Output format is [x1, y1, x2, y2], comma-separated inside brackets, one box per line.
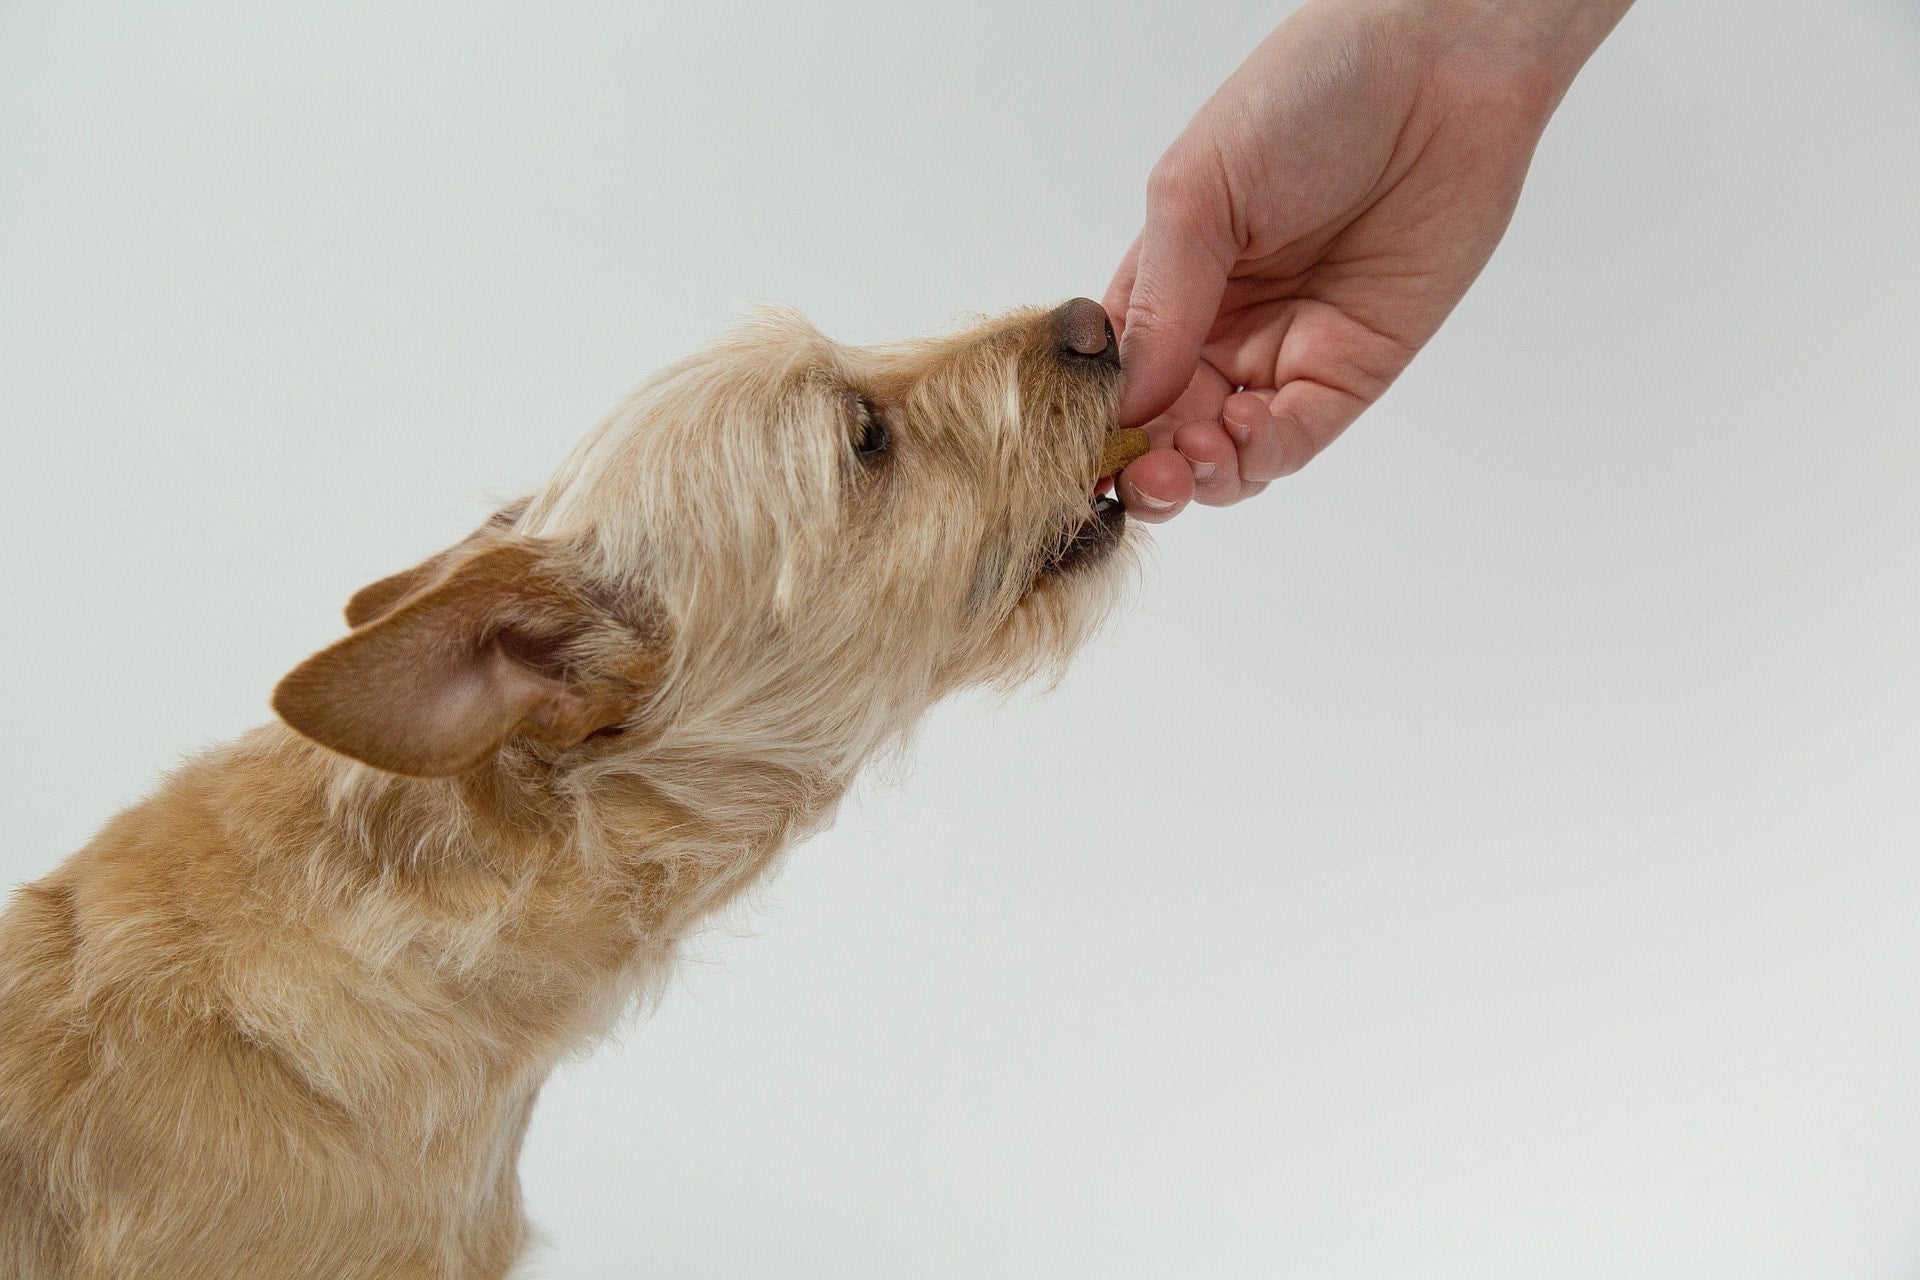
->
[1220, 96, 1533, 411]
[1106, 0, 1556, 511]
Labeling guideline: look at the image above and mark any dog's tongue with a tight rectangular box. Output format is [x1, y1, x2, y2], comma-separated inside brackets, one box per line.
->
[1098, 427, 1150, 481]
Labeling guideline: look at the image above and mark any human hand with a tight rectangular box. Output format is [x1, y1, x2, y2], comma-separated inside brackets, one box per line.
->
[1107, 0, 1633, 519]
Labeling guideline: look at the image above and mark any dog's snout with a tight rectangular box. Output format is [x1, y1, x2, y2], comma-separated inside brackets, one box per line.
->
[1055, 297, 1118, 367]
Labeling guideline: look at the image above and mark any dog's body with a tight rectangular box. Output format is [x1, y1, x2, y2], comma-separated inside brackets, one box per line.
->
[0, 301, 1139, 1277]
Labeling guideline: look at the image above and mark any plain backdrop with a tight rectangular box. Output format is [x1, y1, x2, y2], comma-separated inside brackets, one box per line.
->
[4, 3, 1918, 1277]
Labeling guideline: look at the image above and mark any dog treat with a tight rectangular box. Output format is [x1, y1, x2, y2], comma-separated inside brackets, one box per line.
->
[1100, 426, 1150, 478]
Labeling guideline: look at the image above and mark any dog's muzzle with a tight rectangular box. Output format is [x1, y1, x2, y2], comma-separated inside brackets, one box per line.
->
[1040, 424, 1147, 576]
[1034, 299, 1141, 577]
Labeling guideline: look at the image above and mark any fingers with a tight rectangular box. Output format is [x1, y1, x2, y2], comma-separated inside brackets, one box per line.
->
[1168, 405, 1287, 507]
[1261, 377, 1367, 476]
[1113, 158, 1237, 428]
[1101, 235, 1141, 337]
[1116, 447, 1194, 523]
[1130, 382, 1369, 510]
[1156, 389, 1299, 507]
[1221, 391, 1295, 484]
[1170, 421, 1242, 505]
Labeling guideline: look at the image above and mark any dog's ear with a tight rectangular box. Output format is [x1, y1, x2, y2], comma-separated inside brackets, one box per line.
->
[274, 538, 654, 777]
[345, 497, 532, 629]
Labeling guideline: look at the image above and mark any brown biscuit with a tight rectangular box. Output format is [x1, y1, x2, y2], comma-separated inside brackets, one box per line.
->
[1099, 427, 1150, 478]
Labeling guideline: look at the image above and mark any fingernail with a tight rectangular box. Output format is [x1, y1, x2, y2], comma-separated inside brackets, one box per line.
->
[1190, 461, 1217, 482]
[1224, 418, 1253, 446]
[1126, 483, 1176, 511]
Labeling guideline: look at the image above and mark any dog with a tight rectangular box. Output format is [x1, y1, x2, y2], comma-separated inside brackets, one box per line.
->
[0, 298, 1145, 1278]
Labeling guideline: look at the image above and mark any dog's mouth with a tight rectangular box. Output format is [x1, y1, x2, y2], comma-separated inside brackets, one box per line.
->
[1038, 491, 1128, 576]
[1037, 427, 1149, 577]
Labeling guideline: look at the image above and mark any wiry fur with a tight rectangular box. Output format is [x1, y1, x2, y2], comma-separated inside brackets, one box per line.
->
[0, 303, 1136, 1278]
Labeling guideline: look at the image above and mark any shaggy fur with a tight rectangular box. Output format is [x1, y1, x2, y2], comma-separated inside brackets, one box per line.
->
[0, 301, 1137, 1278]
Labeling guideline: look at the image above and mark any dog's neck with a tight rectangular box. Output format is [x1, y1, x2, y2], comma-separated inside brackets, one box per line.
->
[205, 722, 851, 1121]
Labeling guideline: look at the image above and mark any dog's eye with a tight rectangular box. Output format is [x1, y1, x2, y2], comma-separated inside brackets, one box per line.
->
[854, 397, 891, 460]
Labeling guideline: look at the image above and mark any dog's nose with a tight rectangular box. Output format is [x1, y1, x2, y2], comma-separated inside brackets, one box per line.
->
[1055, 297, 1118, 366]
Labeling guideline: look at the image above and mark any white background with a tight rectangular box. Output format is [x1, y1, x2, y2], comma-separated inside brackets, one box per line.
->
[4, 3, 1918, 1276]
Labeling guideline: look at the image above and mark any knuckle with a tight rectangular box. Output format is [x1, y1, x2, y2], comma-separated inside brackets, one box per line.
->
[1273, 414, 1321, 479]
[1144, 155, 1190, 205]
[1195, 475, 1248, 507]
[1145, 149, 1218, 215]
[1121, 294, 1167, 339]
[1239, 417, 1301, 484]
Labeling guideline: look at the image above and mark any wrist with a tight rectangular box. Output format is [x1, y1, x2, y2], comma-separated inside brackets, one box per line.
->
[1411, 0, 1633, 106]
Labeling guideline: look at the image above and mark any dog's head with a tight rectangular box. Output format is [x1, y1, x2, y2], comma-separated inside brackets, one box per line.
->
[274, 300, 1141, 781]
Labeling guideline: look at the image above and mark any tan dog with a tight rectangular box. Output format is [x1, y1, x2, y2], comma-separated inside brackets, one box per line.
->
[0, 299, 1148, 1278]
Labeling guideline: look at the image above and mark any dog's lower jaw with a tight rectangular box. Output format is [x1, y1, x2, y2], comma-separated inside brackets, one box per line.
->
[1037, 492, 1129, 578]
[972, 520, 1139, 694]
[0, 722, 850, 1280]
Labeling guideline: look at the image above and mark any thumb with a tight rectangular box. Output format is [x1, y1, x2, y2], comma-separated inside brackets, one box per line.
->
[1116, 164, 1236, 426]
